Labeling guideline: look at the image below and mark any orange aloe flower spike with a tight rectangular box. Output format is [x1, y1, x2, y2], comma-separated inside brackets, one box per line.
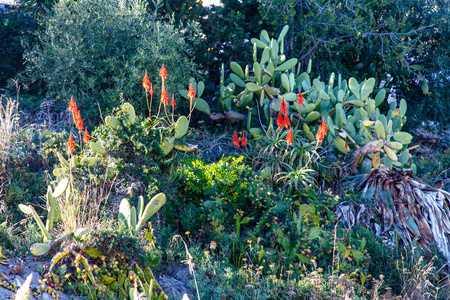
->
[286, 128, 293, 145]
[68, 132, 75, 154]
[276, 110, 284, 129]
[74, 109, 84, 131]
[315, 118, 328, 143]
[280, 97, 287, 115]
[233, 131, 240, 148]
[149, 82, 154, 96]
[241, 132, 247, 147]
[69, 96, 77, 112]
[171, 94, 176, 108]
[188, 84, 196, 99]
[83, 127, 90, 144]
[143, 69, 151, 93]
[161, 87, 169, 106]
[159, 64, 168, 80]
[283, 114, 291, 129]
[297, 91, 304, 107]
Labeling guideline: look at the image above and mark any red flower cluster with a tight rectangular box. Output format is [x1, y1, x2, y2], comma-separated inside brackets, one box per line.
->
[69, 97, 84, 131]
[297, 91, 304, 107]
[280, 97, 287, 115]
[83, 128, 90, 144]
[161, 84, 169, 106]
[68, 132, 75, 154]
[188, 84, 196, 99]
[233, 131, 247, 148]
[142, 69, 151, 93]
[275, 97, 294, 146]
[286, 128, 293, 145]
[316, 118, 328, 143]
[159, 64, 168, 81]
[171, 94, 176, 108]
[149, 82, 154, 96]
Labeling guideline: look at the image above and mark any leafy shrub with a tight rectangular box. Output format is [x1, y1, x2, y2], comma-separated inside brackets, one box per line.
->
[0, 9, 38, 88]
[177, 156, 277, 233]
[23, 0, 199, 119]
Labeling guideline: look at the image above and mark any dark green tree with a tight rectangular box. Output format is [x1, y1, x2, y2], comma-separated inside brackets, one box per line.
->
[0, 8, 39, 89]
[22, 0, 200, 119]
[258, 0, 449, 126]
[195, 0, 263, 87]
[145, 0, 204, 25]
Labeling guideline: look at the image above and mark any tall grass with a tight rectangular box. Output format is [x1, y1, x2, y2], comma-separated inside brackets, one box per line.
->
[0, 97, 19, 169]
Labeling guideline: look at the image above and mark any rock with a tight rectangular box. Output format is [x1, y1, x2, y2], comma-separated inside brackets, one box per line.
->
[0, 286, 14, 299]
[157, 275, 193, 300]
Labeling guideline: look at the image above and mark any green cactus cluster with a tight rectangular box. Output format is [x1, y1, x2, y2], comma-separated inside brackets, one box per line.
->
[118, 193, 166, 234]
[209, 25, 414, 171]
[318, 74, 413, 170]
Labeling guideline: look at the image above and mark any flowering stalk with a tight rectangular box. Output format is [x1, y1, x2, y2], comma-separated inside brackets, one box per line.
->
[187, 84, 196, 121]
[157, 64, 168, 118]
[241, 132, 247, 147]
[171, 94, 176, 123]
[69, 97, 85, 148]
[233, 131, 240, 148]
[297, 91, 304, 107]
[83, 128, 90, 144]
[315, 118, 328, 149]
[283, 114, 291, 129]
[68, 132, 75, 154]
[280, 97, 287, 115]
[142, 69, 151, 118]
[286, 128, 293, 146]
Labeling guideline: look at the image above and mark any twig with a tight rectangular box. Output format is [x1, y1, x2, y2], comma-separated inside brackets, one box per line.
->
[173, 235, 201, 300]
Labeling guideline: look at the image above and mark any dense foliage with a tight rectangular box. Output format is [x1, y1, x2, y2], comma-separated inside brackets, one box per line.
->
[0, 9, 38, 89]
[0, 1, 449, 299]
[23, 0, 199, 118]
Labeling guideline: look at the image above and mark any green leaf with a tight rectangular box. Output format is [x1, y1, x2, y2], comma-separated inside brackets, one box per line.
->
[374, 89, 386, 107]
[360, 78, 375, 100]
[197, 81, 205, 97]
[349, 78, 360, 99]
[53, 177, 70, 198]
[251, 38, 268, 49]
[399, 99, 407, 118]
[258, 48, 269, 66]
[304, 111, 321, 123]
[274, 58, 297, 72]
[246, 82, 263, 93]
[277, 25, 289, 43]
[307, 227, 321, 241]
[393, 132, 413, 144]
[193, 97, 211, 115]
[421, 80, 429, 94]
[260, 30, 270, 43]
[230, 62, 245, 78]
[30, 243, 51, 256]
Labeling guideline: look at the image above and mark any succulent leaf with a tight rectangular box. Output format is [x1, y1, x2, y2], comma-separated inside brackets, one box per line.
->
[360, 78, 375, 100]
[90, 141, 107, 156]
[230, 62, 245, 78]
[174, 116, 189, 139]
[31, 243, 51, 256]
[136, 193, 167, 231]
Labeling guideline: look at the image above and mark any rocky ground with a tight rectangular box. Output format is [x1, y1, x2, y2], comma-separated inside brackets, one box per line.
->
[0, 257, 194, 299]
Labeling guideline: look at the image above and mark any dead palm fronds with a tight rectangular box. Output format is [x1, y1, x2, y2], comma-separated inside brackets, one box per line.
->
[336, 167, 450, 262]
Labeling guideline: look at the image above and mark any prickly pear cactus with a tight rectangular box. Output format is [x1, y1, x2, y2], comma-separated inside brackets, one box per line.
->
[179, 78, 210, 115]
